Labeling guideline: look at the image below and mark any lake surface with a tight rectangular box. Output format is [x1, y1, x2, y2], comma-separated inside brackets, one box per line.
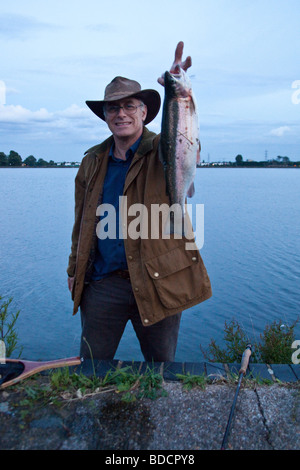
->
[0, 167, 299, 362]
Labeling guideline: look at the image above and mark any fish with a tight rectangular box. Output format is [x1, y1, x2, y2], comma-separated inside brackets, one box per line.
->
[159, 66, 200, 235]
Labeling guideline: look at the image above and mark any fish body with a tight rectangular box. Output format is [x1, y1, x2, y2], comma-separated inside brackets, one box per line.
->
[159, 67, 200, 234]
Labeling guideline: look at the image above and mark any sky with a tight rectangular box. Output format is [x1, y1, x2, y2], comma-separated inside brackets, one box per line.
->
[0, 0, 299, 163]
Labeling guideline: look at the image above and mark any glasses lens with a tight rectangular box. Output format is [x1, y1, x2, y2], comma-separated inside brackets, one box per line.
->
[106, 105, 119, 115]
[124, 104, 137, 114]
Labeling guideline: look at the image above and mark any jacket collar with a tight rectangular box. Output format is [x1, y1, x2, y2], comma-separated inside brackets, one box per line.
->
[84, 127, 157, 161]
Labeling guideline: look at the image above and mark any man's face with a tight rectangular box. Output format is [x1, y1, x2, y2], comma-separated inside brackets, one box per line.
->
[104, 97, 148, 141]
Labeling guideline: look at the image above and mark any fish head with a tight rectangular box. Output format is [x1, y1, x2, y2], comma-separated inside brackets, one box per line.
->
[164, 67, 192, 99]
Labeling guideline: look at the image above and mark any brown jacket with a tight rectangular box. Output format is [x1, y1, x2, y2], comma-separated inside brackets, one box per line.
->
[67, 127, 212, 325]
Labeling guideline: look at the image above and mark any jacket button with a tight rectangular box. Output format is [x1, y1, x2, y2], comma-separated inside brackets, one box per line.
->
[128, 255, 133, 260]
[134, 287, 139, 292]
[154, 272, 159, 277]
[192, 257, 197, 261]
[144, 319, 149, 324]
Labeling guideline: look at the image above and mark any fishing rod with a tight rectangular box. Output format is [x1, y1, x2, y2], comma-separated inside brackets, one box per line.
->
[221, 344, 252, 450]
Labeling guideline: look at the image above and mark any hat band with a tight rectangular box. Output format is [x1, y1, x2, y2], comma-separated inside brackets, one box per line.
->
[104, 90, 141, 101]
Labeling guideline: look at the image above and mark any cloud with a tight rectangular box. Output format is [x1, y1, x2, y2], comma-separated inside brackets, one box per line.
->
[56, 104, 91, 119]
[0, 102, 95, 123]
[0, 104, 54, 123]
[270, 126, 291, 137]
[0, 102, 104, 149]
[0, 13, 58, 39]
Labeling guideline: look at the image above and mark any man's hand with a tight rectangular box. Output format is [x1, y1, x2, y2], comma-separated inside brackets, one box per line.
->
[68, 276, 75, 293]
[170, 41, 192, 73]
[158, 41, 192, 86]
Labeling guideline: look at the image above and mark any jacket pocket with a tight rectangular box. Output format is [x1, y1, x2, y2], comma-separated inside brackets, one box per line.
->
[145, 246, 200, 309]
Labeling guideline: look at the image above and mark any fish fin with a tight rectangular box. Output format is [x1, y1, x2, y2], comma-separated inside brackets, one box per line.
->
[157, 75, 165, 87]
[187, 182, 195, 198]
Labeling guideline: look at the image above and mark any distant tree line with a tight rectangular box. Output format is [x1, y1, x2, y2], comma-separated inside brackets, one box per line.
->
[1, 150, 299, 168]
[233, 154, 300, 167]
[0, 150, 79, 167]
[200, 154, 300, 167]
[0, 150, 55, 167]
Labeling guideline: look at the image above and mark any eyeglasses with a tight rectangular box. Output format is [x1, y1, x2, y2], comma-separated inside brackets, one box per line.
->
[105, 103, 144, 116]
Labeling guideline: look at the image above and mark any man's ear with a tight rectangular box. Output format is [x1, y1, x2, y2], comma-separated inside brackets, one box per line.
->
[142, 104, 148, 122]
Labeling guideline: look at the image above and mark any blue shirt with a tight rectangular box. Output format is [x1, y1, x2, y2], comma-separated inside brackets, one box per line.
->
[92, 136, 142, 280]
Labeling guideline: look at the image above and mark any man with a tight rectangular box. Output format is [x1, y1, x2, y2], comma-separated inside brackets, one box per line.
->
[67, 42, 212, 362]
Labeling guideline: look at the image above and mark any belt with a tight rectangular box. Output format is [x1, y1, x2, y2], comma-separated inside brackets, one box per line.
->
[113, 269, 131, 280]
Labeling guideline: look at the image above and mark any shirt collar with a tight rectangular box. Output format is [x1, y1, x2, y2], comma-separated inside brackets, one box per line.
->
[109, 135, 142, 162]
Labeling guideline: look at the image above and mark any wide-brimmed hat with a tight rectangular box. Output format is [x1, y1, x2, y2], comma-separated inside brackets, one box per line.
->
[86, 76, 161, 125]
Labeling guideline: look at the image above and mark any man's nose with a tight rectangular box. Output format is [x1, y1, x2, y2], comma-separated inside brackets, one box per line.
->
[116, 106, 127, 117]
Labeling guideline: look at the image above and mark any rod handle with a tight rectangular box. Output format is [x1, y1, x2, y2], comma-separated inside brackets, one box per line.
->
[239, 345, 252, 375]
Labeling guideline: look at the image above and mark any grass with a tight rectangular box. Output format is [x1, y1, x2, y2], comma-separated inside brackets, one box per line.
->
[12, 363, 168, 417]
[0, 295, 23, 358]
[175, 372, 207, 390]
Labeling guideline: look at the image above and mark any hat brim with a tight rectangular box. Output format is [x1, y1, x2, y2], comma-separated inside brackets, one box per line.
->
[86, 89, 161, 125]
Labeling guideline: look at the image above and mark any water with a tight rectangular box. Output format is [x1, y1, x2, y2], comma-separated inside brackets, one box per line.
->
[0, 167, 299, 361]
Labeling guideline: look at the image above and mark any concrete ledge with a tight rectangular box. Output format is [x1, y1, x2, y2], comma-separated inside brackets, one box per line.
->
[69, 359, 300, 383]
[2, 360, 299, 450]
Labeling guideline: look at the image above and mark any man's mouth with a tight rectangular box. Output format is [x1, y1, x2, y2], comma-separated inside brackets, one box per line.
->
[115, 121, 131, 127]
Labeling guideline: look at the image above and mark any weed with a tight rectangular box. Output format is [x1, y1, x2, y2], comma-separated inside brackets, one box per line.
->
[176, 372, 207, 390]
[258, 320, 298, 364]
[137, 366, 167, 400]
[13, 363, 168, 416]
[201, 319, 251, 363]
[201, 318, 299, 364]
[101, 365, 167, 402]
[0, 295, 23, 358]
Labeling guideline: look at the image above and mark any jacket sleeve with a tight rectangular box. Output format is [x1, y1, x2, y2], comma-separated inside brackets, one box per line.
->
[66, 161, 87, 277]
